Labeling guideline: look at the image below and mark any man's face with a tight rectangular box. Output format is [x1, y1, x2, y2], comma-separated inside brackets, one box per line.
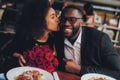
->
[60, 8, 83, 38]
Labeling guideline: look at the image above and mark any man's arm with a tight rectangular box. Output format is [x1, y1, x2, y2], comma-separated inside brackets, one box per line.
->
[101, 33, 120, 70]
[63, 58, 81, 74]
[80, 33, 120, 79]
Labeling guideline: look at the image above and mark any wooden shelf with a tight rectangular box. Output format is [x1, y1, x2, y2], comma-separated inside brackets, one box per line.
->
[103, 25, 120, 30]
[96, 24, 120, 46]
[96, 24, 120, 30]
[112, 40, 119, 43]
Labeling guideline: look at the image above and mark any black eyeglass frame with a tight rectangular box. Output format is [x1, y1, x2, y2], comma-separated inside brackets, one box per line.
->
[60, 17, 83, 24]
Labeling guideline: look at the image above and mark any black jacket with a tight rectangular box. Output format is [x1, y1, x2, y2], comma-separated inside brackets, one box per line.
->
[55, 27, 120, 79]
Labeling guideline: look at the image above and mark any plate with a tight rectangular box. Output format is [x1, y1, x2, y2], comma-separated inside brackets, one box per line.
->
[6, 66, 54, 80]
[81, 73, 116, 80]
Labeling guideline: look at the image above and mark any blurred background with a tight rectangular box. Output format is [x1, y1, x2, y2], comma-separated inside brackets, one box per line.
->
[0, 0, 119, 49]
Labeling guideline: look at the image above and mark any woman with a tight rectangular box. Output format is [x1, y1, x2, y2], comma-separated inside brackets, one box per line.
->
[2, 0, 59, 73]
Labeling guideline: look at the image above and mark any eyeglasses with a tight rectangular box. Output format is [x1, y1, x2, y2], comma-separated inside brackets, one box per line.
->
[60, 17, 83, 24]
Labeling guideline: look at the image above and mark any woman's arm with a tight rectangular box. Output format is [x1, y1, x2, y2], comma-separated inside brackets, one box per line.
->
[13, 52, 26, 66]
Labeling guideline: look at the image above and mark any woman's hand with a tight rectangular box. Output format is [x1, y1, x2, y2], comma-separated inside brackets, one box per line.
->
[63, 58, 81, 74]
[13, 52, 26, 66]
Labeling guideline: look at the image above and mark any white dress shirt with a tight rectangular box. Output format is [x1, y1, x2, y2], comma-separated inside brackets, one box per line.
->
[64, 28, 82, 65]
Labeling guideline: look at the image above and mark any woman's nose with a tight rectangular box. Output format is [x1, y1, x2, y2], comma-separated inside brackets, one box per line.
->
[56, 17, 59, 23]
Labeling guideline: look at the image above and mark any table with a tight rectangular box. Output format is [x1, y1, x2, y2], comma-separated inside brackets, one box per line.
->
[0, 71, 81, 80]
[57, 71, 80, 80]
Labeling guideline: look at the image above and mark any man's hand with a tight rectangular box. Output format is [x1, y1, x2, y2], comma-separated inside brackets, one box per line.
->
[13, 52, 26, 66]
[63, 58, 81, 74]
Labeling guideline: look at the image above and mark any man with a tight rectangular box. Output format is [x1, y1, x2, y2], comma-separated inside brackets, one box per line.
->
[55, 5, 120, 79]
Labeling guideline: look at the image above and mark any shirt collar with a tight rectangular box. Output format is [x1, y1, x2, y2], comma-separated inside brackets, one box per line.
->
[76, 27, 82, 44]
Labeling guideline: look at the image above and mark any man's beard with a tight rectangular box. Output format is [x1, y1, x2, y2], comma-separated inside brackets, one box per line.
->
[64, 26, 80, 39]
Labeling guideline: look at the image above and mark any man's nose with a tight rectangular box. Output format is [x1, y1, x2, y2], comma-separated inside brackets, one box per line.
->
[65, 20, 71, 26]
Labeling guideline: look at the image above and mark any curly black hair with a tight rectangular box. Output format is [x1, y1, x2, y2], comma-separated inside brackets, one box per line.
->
[15, 0, 51, 41]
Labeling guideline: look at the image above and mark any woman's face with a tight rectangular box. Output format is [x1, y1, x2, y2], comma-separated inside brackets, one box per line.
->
[45, 8, 59, 32]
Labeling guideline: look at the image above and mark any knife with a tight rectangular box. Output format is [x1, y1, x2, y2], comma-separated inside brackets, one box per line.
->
[53, 72, 60, 80]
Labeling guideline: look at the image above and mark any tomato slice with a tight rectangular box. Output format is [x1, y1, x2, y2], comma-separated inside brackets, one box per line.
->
[32, 70, 40, 76]
[32, 70, 40, 79]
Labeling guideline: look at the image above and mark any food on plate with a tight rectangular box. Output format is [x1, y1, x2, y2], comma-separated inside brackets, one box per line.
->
[88, 77, 108, 80]
[14, 70, 46, 80]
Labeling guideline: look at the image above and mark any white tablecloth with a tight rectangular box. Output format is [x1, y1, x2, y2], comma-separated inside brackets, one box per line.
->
[0, 73, 5, 80]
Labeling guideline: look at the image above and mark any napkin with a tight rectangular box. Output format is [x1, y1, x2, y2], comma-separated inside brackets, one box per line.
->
[0, 73, 5, 80]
